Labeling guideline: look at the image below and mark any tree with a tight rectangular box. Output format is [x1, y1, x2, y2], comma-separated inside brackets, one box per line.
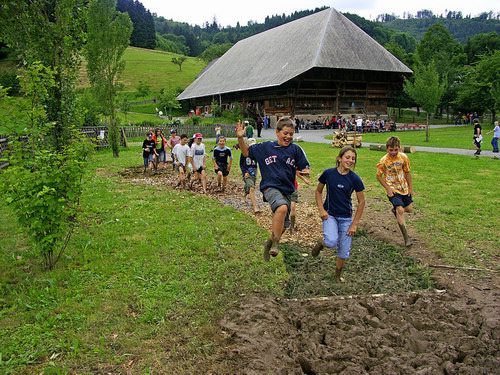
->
[116, 0, 155, 49]
[199, 43, 232, 63]
[171, 56, 187, 71]
[157, 88, 181, 118]
[404, 62, 445, 141]
[0, 1, 91, 269]
[454, 51, 500, 120]
[417, 24, 464, 118]
[135, 80, 151, 98]
[464, 32, 500, 64]
[0, 0, 86, 149]
[85, 0, 132, 157]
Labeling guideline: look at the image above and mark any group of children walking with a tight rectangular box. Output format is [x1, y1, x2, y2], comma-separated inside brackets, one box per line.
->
[143, 120, 414, 283]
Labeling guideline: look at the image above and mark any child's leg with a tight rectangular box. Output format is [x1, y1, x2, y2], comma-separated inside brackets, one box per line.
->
[249, 186, 259, 213]
[335, 217, 353, 282]
[216, 171, 222, 187]
[270, 204, 288, 254]
[201, 170, 207, 193]
[222, 174, 228, 190]
[179, 166, 186, 187]
[290, 201, 296, 233]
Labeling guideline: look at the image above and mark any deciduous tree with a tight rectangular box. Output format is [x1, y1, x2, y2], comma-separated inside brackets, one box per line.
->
[404, 62, 445, 141]
[85, 0, 132, 157]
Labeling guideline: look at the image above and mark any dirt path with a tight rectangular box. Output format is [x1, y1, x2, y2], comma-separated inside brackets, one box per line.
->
[121, 166, 500, 374]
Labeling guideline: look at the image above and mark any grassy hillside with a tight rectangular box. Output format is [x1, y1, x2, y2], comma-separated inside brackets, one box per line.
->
[79, 46, 206, 94]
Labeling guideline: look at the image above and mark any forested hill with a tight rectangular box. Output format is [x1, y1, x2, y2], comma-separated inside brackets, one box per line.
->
[114, 0, 499, 59]
[383, 16, 500, 43]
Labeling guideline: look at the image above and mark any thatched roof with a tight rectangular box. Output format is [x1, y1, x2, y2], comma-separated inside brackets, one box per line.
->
[178, 8, 412, 101]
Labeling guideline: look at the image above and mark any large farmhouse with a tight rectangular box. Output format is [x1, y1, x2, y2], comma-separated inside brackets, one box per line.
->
[178, 8, 412, 121]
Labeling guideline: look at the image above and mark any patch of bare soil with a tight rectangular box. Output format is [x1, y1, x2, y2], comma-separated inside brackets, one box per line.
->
[120, 164, 500, 374]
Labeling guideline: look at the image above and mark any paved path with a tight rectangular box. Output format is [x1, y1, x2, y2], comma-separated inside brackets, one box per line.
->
[256, 128, 498, 158]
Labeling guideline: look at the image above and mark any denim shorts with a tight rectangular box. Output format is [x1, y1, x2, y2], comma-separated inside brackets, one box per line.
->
[322, 215, 353, 259]
[388, 193, 413, 208]
[157, 150, 166, 162]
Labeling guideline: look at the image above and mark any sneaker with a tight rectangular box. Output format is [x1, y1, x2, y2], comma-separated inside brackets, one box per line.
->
[263, 239, 272, 261]
[311, 241, 323, 257]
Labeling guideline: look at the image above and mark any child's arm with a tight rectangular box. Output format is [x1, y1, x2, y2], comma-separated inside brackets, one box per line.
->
[376, 172, 394, 197]
[235, 121, 248, 156]
[348, 191, 365, 236]
[228, 157, 232, 172]
[405, 171, 413, 195]
[315, 183, 328, 220]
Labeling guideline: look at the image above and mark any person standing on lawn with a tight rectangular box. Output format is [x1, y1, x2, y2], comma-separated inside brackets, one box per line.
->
[473, 119, 483, 156]
[236, 117, 310, 261]
[376, 136, 414, 247]
[485, 120, 499, 158]
[311, 146, 365, 283]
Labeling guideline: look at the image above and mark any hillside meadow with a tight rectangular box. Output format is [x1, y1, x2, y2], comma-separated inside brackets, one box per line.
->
[78, 46, 206, 94]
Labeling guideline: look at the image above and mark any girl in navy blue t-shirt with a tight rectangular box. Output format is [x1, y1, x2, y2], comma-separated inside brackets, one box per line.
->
[312, 146, 365, 283]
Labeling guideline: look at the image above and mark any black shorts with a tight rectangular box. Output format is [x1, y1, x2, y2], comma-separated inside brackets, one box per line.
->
[195, 166, 204, 174]
[388, 193, 413, 208]
[215, 165, 229, 177]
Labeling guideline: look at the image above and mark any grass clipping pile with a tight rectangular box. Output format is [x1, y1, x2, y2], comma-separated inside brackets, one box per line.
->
[121, 165, 500, 374]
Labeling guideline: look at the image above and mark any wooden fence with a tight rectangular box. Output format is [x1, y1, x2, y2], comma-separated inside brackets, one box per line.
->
[0, 136, 8, 169]
[122, 124, 237, 139]
[81, 126, 127, 148]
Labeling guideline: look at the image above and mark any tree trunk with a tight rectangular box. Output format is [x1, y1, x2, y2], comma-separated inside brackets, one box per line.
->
[425, 113, 430, 142]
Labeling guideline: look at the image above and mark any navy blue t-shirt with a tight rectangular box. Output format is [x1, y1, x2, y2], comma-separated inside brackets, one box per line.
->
[318, 168, 364, 218]
[239, 154, 257, 177]
[213, 146, 232, 167]
[249, 141, 310, 195]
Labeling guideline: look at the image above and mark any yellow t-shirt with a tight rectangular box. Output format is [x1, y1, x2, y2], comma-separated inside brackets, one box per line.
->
[376, 152, 411, 195]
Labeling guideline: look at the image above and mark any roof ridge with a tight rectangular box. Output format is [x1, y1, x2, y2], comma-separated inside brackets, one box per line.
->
[312, 7, 334, 67]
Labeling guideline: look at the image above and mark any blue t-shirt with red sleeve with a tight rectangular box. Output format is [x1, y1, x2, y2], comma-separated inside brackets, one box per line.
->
[248, 141, 309, 195]
[318, 168, 364, 218]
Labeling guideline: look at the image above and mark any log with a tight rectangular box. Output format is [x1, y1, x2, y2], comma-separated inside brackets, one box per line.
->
[428, 264, 498, 273]
[369, 144, 416, 153]
[403, 146, 416, 153]
[369, 144, 385, 151]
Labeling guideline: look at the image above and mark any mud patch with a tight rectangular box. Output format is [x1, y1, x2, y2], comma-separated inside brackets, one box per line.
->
[219, 292, 500, 374]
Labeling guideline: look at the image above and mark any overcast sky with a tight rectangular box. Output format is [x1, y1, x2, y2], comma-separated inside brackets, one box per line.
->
[139, 0, 498, 27]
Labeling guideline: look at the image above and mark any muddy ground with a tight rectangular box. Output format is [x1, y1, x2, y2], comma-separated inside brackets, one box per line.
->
[122, 165, 499, 374]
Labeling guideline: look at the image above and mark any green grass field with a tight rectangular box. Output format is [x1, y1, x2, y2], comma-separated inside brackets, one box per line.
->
[1, 141, 498, 372]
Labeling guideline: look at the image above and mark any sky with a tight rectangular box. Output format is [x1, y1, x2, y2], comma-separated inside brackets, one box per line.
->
[139, 0, 498, 27]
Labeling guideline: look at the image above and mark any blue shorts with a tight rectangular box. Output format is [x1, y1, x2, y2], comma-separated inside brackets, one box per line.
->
[388, 193, 413, 208]
[322, 215, 352, 259]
